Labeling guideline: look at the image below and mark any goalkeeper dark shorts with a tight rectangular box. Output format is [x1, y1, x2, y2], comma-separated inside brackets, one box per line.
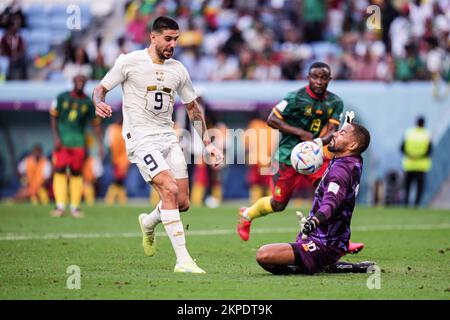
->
[289, 237, 340, 274]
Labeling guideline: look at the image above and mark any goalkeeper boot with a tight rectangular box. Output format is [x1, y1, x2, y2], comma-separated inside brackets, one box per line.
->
[322, 261, 377, 273]
[347, 241, 364, 255]
[138, 213, 156, 257]
[237, 207, 252, 241]
[174, 260, 206, 274]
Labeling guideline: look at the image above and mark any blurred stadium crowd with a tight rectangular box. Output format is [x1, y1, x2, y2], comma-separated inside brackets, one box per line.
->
[0, 0, 449, 82]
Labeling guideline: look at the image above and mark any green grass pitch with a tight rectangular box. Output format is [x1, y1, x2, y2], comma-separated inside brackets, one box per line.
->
[0, 203, 449, 299]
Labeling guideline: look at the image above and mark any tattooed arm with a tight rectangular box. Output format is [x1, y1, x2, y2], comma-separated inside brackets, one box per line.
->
[93, 84, 112, 119]
[185, 99, 224, 166]
[185, 99, 211, 146]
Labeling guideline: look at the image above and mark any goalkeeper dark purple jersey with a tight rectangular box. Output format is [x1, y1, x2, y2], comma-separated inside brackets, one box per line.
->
[298, 155, 363, 254]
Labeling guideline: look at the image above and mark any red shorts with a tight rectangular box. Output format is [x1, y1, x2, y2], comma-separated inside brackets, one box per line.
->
[271, 158, 330, 204]
[113, 163, 129, 181]
[247, 164, 271, 187]
[52, 147, 85, 173]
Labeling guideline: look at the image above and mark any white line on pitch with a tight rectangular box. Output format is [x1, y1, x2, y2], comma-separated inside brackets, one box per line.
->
[0, 224, 449, 241]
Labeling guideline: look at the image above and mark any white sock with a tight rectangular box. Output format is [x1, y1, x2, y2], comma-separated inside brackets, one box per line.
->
[160, 208, 193, 264]
[242, 209, 251, 221]
[142, 201, 162, 230]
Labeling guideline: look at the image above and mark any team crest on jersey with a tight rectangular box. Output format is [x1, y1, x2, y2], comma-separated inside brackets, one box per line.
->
[71, 103, 78, 109]
[81, 104, 88, 114]
[304, 106, 312, 116]
[275, 186, 281, 197]
[327, 108, 333, 116]
[156, 70, 165, 82]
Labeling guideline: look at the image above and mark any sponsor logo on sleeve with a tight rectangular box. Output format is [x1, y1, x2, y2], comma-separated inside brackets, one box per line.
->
[327, 182, 340, 195]
[275, 100, 288, 112]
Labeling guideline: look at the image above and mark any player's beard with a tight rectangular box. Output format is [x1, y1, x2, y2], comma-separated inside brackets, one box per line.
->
[156, 46, 174, 60]
[311, 83, 327, 95]
[328, 138, 337, 152]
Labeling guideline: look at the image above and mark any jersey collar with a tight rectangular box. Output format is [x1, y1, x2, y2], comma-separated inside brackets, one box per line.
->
[306, 85, 328, 101]
[70, 90, 87, 98]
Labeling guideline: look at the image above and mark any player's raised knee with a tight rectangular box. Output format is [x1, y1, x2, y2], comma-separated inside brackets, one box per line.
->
[271, 200, 287, 212]
[256, 245, 273, 265]
[178, 198, 190, 212]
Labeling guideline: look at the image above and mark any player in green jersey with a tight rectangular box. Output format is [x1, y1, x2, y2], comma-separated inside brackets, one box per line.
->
[237, 62, 364, 254]
[50, 74, 104, 217]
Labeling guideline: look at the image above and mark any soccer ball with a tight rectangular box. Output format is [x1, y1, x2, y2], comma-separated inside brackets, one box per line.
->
[290, 141, 323, 175]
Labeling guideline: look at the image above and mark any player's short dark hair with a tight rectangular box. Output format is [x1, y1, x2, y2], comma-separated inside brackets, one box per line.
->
[151, 16, 179, 33]
[309, 62, 331, 75]
[351, 123, 371, 154]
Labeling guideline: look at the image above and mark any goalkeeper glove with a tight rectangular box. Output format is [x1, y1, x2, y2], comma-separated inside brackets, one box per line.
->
[296, 211, 308, 240]
[301, 217, 319, 236]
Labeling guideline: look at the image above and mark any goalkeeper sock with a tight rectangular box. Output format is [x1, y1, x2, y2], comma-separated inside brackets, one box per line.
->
[53, 173, 67, 210]
[244, 196, 274, 221]
[160, 208, 192, 264]
[69, 175, 83, 210]
[142, 201, 162, 230]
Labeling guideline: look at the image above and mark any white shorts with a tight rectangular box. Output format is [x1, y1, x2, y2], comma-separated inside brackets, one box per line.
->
[127, 133, 188, 182]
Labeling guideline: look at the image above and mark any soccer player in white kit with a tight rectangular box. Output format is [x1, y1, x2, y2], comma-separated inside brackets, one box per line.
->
[93, 16, 224, 274]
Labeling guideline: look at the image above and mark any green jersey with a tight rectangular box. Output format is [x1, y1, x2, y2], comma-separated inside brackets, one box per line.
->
[272, 86, 344, 165]
[50, 91, 99, 148]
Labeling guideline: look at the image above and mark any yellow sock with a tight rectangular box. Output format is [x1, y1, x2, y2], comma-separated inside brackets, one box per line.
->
[53, 173, 68, 209]
[149, 187, 160, 206]
[38, 187, 49, 205]
[246, 196, 274, 220]
[69, 175, 83, 210]
[83, 183, 95, 205]
[191, 183, 205, 206]
[105, 184, 118, 205]
[31, 195, 38, 205]
[212, 184, 222, 202]
[249, 185, 263, 204]
[117, 185, 127, 205]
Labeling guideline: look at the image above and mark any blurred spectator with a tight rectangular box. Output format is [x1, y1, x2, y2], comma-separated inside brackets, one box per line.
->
[126, 10, 149, 49]
[179, 47, 213, 81]
[0, 16, 27, 80]
[82, 141, 104, 206]
[244, 110, 279, 204]
[302, 0, 327, 42]
[401, 116, 432, 208]
[89, 37, 110, 80]
[63, 47, 92, 81]
[209, 51, 239, 81]
[14, 144, 51, 205]
[1, 0, 448, 82]
[238, 46, 256, 79]
[0, 0, 26, 29]
[389, 4, 412, 58]
[104, 114, 129, 205]
[395, 43, 425, 81]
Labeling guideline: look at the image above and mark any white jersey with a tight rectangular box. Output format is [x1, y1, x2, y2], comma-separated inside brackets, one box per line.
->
[101, 49, 197, 145]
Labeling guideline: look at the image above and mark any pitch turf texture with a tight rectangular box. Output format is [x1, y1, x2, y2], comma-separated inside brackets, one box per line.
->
[0, 203, 449, 299]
